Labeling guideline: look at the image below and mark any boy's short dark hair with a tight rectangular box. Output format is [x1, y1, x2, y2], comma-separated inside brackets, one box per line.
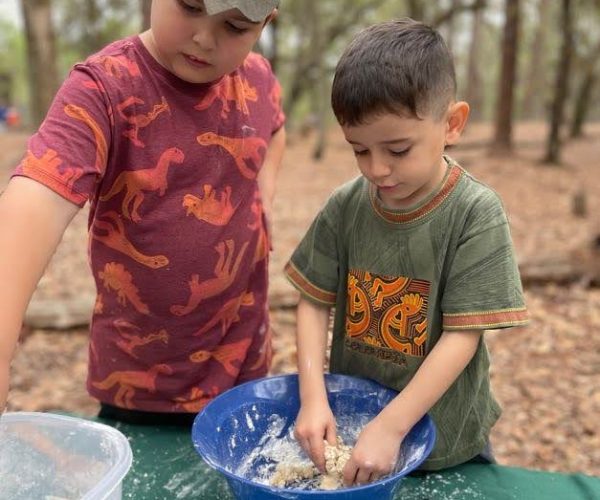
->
[331, 19, 456, 125]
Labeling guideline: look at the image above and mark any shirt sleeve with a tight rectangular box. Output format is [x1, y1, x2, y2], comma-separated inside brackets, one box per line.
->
[11, 64, 111, 207]
[284, 194, 343, 306]
[441, 190, 529, 330]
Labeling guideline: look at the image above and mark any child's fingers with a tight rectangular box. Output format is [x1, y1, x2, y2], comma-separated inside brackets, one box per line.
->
[354, 465, 372, 485]
[325, 421, 337, 445]
[342, 457, 359, 486]
[309, 436, 326, 472]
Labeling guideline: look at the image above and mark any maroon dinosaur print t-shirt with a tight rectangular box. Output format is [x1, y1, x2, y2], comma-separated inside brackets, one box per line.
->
[13, 36, 285, 413]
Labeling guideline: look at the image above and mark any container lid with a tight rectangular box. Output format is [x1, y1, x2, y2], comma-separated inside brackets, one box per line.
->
[0, 412, 133, 500]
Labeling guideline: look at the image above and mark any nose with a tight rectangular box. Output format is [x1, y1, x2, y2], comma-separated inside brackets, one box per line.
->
[368, 154, 392, 180]
[192, 18, 217, 50]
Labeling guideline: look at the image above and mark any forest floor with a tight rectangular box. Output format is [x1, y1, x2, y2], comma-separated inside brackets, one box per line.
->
[2, 121, 600, 477]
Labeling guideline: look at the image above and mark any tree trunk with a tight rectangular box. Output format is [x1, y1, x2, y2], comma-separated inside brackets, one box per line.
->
[491, 0, 520, 153]
[140, 0, 152, 31]
[521, 0, 551, 119]
[21, 0, 59, 128]
[406, 0, 426, 21]
[83, 0, 103, 56]
[543, 0, 573, 164]
[465, 3, 485, 121]
[445, 0, 461, 53]
[570, 68, 597, 138]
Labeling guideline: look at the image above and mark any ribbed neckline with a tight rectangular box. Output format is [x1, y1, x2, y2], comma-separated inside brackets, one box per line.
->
[369, 156, 464, 225]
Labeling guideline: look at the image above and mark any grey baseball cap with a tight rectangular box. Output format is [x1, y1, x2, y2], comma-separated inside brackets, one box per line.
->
[204, 0, 279, 22]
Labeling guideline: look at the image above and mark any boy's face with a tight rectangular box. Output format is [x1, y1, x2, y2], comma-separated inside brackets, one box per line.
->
[341, 105, 468, 209]
[147, 0, 271, 84]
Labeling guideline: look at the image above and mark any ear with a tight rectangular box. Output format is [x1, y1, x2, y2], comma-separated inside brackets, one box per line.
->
[263, 8, 278, 25]
[444, 101, 469, 146]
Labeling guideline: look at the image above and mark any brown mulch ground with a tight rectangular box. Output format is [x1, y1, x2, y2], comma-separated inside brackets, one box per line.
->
[3, 121, 600, 477]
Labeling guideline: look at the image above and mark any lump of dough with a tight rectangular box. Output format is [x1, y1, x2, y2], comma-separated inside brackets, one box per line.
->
[320, 436, 352, 490]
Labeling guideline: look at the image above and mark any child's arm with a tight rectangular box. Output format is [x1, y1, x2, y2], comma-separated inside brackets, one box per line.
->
[258, 126, 285, 227]
[293, 296, 337, 473]
[0, 177, 79, 412]
[343, 329, 482, 486]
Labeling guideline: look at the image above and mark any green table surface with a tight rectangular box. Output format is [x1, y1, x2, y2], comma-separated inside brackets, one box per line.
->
[97, 418, 600, 500]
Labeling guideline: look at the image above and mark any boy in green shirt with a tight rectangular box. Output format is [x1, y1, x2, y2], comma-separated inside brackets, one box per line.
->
[284, 19, 528, 485]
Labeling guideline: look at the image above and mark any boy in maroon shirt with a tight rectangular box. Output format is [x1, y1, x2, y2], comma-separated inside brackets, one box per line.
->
[0, 0, 285, 425]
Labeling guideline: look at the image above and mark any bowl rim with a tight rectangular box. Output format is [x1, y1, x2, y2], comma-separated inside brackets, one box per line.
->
[1, 411, 133, 499]
[191, 373, 437, 495]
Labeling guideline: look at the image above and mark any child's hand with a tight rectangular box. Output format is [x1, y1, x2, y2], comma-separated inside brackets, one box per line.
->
[342, 416, 404, 486]
[294, 399, 337, 473]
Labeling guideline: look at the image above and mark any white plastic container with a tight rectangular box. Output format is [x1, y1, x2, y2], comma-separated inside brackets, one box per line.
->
[0, 412, 133, 500]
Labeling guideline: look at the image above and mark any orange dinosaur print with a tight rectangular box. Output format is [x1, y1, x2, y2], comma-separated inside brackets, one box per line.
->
[92, 211, 169, 268]
[92, 54, 141, 78]
[113, 319, 169, 359]
[269, 79, 282, 113]
[92, 363, 173, 408]
[192, 291, 255, 337]
[194, 74, 257, 118]
[173, 386, 219, 413]
[64, 104, 108, 174]
[21, 149, 84, 200]
[189, 337, 252, 376]
[346, 274, 371, 337]
[116, 96, 170, 148]
[183, 184, 238, 226]
[98, 261, 150, 314]
[248, 194, 269, 264]
[197, 132, 266, 179]
[170, 239, 249, 316]
[94, 294, 104, 314]
[368, 276, 410, 309]
[100, 148, 185, 222]
[82, 79, 107, 94]
[380, 293, 426, 355]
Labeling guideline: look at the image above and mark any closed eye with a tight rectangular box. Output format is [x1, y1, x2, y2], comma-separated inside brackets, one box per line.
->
[353, 149, 369, 157]
[390, 148, 411, 157]
[226, 21, 250, 34]
[177, 0, 203, 14]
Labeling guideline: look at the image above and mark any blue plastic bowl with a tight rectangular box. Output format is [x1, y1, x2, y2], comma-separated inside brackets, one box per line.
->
[192, 373, 436, 500]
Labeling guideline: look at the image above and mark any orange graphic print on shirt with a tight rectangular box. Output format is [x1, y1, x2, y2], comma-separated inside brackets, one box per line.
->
[194, 74, 257, 118]
[91, 54, 141, 78]
[192, 291, 255, 338]
[116, 96, 170, 147]
[197, 132, 267, 179]
[92, 363, 173, 408]
[174, 386, 220, 413]
[345, 269, 430, 359]
[189, 337, 253, 376]
[183, 184, 238, 226]
[98, 261, 150, 314]
[170, 239, 249, 316]
[100, 147, 185, 222]
[21, 149, 84, 202]
[113, 319, 169, 359]
[92, 211, 169, 268]
[64, 104, 108, 174]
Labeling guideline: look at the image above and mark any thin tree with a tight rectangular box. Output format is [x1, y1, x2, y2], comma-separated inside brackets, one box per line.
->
[544, 0, 574, 164]
[491, 0, 520, 153]
[521, 0, 551, 119]
[21, 0, 59, 127]
[570, 39, 600, 138]
[140, 0, 151, 31]
[464, 1, 486, 122]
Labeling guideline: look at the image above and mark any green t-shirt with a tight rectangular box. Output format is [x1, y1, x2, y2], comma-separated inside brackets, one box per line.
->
[285, 158, 528, 470]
